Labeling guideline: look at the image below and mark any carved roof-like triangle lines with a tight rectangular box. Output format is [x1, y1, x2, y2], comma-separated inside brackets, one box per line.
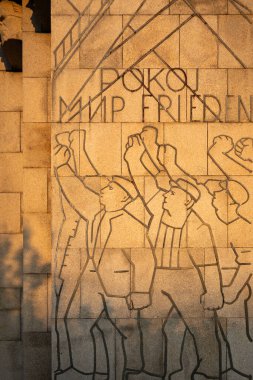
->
[56, 0, 250, 123]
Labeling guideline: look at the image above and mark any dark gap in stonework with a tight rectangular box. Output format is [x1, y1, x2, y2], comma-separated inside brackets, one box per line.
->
[26, 0, 51, 33]
[1, 39, 22, 71]
[0, 0, 22, 71]
[0, 0, 51, 71]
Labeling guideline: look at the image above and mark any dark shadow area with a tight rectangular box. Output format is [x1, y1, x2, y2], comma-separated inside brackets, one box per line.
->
[23, 229, 51, 274]
[26, 0, 51, 33]
[1, 39, 22, 71]
[0, 231, 51, 379]
[0, 237, 22, 286]
[0, 0, 22, 71]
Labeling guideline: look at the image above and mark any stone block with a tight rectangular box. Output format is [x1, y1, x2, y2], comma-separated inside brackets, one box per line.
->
[227, 69, 253, 123]
[79, 123, 122, 176]
[164, 123, 208, 175]
[218, 15, 253, 68]
[0, 310, 20, 340]
[0, 193, 21, 233]
[0, 112, 21, 152]
[228, 69, 253, 96]
[123, 15, 179, 69]
[23, 332, 51, 380]
[180, 16, 218, 68]
[23, 213, 51, 273]
[79, 15, 123, 69]
[0, 341, 23, 379]
[186, 68, 227, 122]
[0, 288, 21, 310]
[23, 274, 48, 332]
[0, 234, 23, 288]
[23, 78, 49, 122]
[23, 168, 48, 212]
[23, 123, 51, 168]
[23, 33, 51, 77]
[0, 153, 23, 192]
[0, 72, 22, 112]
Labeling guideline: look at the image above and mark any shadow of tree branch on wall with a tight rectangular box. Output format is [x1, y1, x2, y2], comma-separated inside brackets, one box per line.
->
[0, 230, 52, 379]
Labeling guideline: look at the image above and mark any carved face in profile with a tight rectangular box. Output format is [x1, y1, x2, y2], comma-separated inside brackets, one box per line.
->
[100, 182, 130, 212]
[162, 186, 193, 226]
[0, 1, 22, 43]
[211, 181, 241, 225]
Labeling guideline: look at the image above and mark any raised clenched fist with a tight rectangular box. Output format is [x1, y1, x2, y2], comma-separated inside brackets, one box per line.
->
[140, 126, 158, 147]
[211, 135, 234, 154]
[235, 138, 253, 162]
[124, 134, 146, 163]
[54, 145, 70, 168]
[69, 129, 86, 153]
[55, 132, 70, 147]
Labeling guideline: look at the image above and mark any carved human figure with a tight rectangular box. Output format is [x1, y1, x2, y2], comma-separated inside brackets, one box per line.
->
[124, 128, 224, 380]
[209, 134, 253, 377]
[54, 129, 155, 379]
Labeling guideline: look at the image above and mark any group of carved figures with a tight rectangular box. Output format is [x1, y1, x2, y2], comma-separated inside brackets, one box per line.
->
[53, 126, 253, 379]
